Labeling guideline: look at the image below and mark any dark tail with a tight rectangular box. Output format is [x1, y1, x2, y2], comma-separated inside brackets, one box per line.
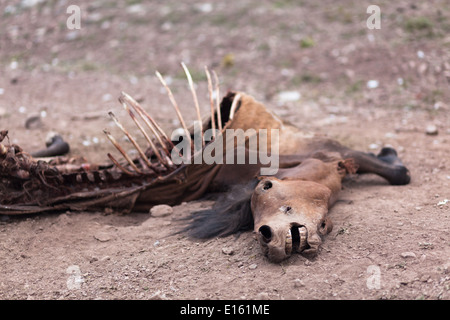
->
[180, 178, 259, 239]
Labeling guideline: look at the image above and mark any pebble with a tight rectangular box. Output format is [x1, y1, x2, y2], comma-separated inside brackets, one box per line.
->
[248, 263, 258, 270]
[425, 125, 438, 136]
[149, 290, 168, 300]
[366, 80, 379, 89]
[400, 252, 417, 259]
[25, 115, 42, 129]
[150, 204, 173, 217]
[195, 3, 213, 13]
[94, 232, 112, 242]
[102, 93, 113, 102]
[277, 91, 301, 104]
[369, 143, 380, 150]
[256, 292, 269, 299]
[222, 247, 235, 255]
[293, 278, 305, 288]
[65, 31, 79, 41]
[127, 4, 146, 14]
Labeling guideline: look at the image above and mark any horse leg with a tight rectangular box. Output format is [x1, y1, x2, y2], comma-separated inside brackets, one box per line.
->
[307, 139, 411, 185]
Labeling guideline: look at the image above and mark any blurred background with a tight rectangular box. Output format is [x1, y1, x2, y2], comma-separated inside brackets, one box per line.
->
[0, 0, 448, 162]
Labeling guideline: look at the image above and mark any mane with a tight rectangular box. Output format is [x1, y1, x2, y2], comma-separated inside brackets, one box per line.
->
[181, 178, 259, 239]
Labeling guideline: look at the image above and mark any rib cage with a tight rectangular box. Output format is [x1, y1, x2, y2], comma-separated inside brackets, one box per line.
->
[0, 64, 235, 215]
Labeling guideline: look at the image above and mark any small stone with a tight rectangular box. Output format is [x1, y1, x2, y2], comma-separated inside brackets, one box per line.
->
[248, 263, 258, 270]
[367, 80, 379, 89]
[149, 290, 168, 300]
[65, 31, 79, 41]
[277, 91, 301, 105]
[222, 247, 234, 255]
[25, 115, 42, 129]
[127, 4, 146, 14]
[293, 278, 305, 288]
[150, 204, 173, 217]
[400, 252, 417, 259]
[419, 274, 430, 282]
[194, 3, 213, 13]
[94, 232, 111, 242]
[425, 125, 438, 136]
[256, 292, 270, 300]
[102, 93, 112, 102]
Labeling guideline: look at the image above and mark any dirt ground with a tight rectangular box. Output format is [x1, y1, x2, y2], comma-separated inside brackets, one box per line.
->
[0, 0, 449, 301]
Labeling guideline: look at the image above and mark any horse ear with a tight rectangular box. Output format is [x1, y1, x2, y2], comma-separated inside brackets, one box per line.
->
[338, 158, 359, 175]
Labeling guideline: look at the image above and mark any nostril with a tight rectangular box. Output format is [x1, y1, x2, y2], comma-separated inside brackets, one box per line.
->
[258, 225, 272, 243]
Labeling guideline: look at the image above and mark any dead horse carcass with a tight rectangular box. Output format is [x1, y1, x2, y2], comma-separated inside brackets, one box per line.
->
[0, 65, 410, 262]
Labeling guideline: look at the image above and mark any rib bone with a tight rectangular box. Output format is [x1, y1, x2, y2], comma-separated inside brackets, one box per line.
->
[229, 93, 241, 120]
[120, 92, 172, 156]
[108, 111, 153, 170]
[204, 66, 216, 139]
[119, 99, 168, 167]
[103, 128, 142, 174]
[212, 70, 222, 132]
[106, 153, 135, 176]
[181, 62, 204, 147]
[155, 71, 191, 145]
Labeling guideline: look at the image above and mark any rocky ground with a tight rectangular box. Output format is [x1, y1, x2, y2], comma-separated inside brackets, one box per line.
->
[0, 0, 449, 301]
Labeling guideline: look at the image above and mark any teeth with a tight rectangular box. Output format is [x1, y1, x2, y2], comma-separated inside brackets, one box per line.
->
[298, 226, 308, 252]
[285, 229, 292, 255]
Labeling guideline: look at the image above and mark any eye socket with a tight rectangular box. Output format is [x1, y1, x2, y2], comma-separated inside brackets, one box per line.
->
[263, 180, 272, 190]
[280, 205, 292, 214]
